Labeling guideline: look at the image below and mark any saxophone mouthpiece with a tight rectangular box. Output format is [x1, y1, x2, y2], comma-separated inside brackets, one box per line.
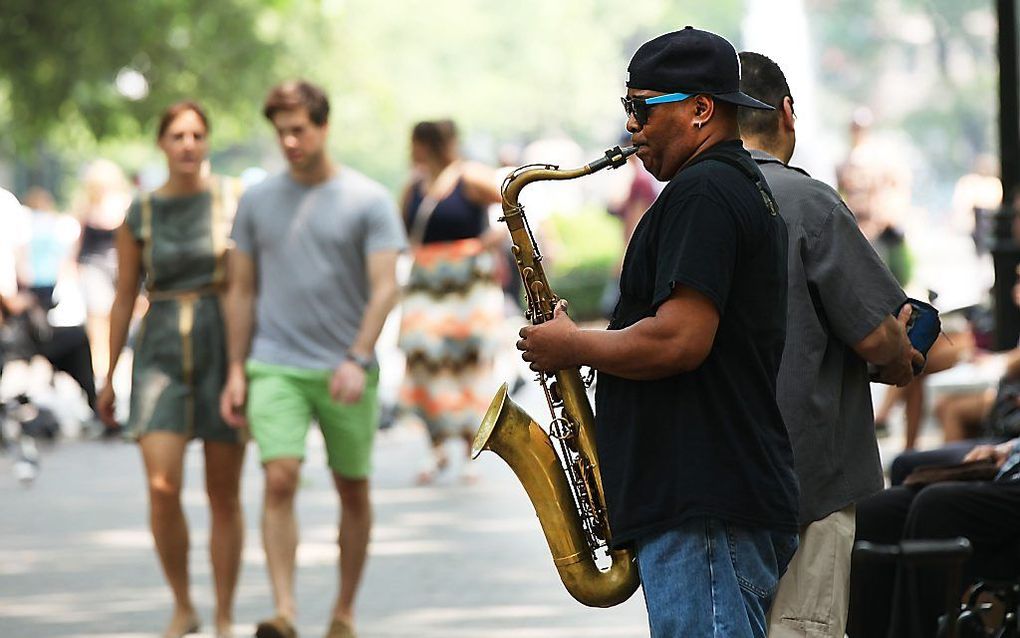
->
[588, 145, 639, 173]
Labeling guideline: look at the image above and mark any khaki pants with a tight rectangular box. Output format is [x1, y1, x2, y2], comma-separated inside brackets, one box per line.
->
[767, 505, 856, 638]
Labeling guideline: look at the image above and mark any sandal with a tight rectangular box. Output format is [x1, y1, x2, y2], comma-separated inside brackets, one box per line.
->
[324, 618, 356, 638]
[255, 615, 298, 638]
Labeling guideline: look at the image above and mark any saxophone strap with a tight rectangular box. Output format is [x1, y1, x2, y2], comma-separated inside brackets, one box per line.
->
[687, 147, 779, 217]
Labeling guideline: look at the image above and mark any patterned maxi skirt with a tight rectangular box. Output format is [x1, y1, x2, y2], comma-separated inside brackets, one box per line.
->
[398, 238, 503, 442]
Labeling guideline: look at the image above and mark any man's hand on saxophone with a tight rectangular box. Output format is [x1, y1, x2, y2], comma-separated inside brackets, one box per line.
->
[517, 300, 581, 372]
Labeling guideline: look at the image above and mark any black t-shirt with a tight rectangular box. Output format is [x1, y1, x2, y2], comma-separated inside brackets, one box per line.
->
[596, 140, 799, 547]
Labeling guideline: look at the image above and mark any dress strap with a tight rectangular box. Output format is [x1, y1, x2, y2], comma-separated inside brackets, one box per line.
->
[209, 177, 227, 286]
[140, 193, 156, 292]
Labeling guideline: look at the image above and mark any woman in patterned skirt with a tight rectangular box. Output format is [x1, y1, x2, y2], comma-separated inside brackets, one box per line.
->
[399, 120, 504, 483]
[97, 101, 245, 638]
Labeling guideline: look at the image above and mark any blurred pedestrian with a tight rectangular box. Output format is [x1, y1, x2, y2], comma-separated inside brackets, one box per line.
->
[837, 108, 934, 447]
[397, 119, 503, 484]
[97, 101, 246, 638]
[738, 51, 920, 638]
[72, 158, 132, 381]
[16, 187, 98, 420]
[601, 135, 658, 318]
[951, 153, 1002, 253]
[20, 187, 82, 310]
[0, 187, 31, 352]
[219, 80, 405, 638]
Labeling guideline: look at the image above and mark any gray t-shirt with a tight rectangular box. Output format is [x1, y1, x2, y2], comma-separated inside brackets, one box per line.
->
[231, 169, 407, 370]
[751, 149, 906, 525]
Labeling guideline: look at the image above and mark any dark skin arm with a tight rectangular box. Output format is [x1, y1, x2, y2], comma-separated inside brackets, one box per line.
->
[517, 285, 719, 380]
[854, 304, 925, 386]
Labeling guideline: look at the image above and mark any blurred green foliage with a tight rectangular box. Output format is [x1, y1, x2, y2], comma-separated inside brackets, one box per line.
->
[0, 0, 283, 155]
[808, 0, 997, 182]
[0, 0, 1001, 215]
[546, 206, 624, 321]
[0, 0, 747, 192]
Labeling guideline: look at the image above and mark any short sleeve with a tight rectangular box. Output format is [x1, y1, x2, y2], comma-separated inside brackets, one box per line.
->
[230, 191, 257, 256]
[653, 193, 737, 312]
[124, 198, 143, 240]
[363, 194, 408, 254]
[0, 190, 27, 297]
[807, 203, 906, 345]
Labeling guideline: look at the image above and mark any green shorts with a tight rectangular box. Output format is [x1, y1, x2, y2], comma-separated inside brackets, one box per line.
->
[246, 361, 380, 478]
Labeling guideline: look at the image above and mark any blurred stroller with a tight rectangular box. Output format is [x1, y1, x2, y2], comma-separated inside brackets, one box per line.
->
[0, 289, 102, 485]
[0, 393, 59, 485]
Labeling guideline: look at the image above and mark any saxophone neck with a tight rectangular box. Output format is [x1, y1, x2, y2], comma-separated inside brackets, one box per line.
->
[501, 145, 638, 213]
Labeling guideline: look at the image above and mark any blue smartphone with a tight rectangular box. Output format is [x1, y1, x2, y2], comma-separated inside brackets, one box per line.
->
[868, 298, 941, 381]
[903, 298, 941, 371]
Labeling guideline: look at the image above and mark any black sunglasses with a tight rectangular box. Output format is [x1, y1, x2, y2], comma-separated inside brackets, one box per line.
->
[621, 92, 694, 126]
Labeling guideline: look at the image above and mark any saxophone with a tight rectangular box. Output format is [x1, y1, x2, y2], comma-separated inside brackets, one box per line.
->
[471, 145, 640, 607]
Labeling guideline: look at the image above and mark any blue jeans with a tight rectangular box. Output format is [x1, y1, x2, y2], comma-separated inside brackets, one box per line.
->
[635, 517, 798, 638]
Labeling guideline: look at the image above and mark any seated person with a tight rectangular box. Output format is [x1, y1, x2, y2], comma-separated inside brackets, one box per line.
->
[890, 350, 1020, 485]
[847, 438, 1020, 638]
[933, 347, 1020, 443]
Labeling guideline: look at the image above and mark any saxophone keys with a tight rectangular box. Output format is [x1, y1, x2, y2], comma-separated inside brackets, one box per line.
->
[549, 417, 574, 440]
[549, 380, 562, 404]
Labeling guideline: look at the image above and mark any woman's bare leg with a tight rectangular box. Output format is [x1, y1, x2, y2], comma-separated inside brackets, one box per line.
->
[140, 432, 199, 637]
[204, 441, 246, 636]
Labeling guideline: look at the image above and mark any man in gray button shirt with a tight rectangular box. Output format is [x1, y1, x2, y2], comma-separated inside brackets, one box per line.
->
[737, 52, 923, 638]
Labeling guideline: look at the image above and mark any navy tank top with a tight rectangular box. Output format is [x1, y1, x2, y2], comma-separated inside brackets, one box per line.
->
[405, 179, 488, 244]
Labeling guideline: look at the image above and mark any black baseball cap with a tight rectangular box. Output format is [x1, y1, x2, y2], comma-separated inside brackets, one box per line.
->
[627, 27, 774, 110]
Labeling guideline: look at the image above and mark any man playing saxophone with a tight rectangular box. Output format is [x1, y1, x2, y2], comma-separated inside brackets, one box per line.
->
[517, 28, 799, 637]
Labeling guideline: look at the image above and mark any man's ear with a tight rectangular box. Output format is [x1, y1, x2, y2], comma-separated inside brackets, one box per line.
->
[693, 95, 716, 126]
[782, 96, 796, 132]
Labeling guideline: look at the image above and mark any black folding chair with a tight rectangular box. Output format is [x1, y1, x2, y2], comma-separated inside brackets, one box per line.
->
[854, 538, 972, 638]
[952, 546, 1020, 638]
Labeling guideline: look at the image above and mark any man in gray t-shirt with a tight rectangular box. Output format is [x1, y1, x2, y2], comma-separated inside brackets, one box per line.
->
[738, 53, 923, 638]
[231, 168, 405, 371]
[220, 80, 405, 638]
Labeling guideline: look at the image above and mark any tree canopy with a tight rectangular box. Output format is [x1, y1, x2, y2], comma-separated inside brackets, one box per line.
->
[0, 0, 1000, 197]
[0, 0, 283, 152]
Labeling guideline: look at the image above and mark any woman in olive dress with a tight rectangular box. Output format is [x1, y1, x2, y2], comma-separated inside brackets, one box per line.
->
[97, 101, 245, 638]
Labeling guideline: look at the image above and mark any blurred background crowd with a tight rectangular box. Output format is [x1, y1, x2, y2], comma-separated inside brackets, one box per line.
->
[1, 0, 1019, 635]
[0, 0, 1011, 460]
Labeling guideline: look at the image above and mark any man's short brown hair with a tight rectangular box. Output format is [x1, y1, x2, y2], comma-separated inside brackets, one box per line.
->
[263, 80, 330, 126]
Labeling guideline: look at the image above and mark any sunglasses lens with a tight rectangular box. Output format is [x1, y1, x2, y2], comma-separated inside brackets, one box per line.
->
[634, 103, 648, 125]
[621, 98, 648, 125]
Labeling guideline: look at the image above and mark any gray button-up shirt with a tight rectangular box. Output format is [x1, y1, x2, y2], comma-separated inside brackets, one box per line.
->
[751, 149, 906, 524]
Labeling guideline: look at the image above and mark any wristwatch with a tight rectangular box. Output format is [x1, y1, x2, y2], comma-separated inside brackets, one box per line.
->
[345, 351, 373, 371]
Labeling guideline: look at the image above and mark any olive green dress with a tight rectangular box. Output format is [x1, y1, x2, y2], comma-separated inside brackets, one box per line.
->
[125, 178, 242, 442]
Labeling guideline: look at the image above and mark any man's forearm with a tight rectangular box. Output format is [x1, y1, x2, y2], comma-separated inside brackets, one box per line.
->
[224, 290, 254, 370]
[854, 315, 909, 366]
[348, 282, 400, 359]
[575, 319, 707, 381]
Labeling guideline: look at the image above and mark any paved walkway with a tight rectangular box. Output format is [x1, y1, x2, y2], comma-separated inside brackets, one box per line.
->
[0, 382, 649, 638]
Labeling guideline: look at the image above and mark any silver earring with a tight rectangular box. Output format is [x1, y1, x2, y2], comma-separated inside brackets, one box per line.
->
[695, 121, 703, 129]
